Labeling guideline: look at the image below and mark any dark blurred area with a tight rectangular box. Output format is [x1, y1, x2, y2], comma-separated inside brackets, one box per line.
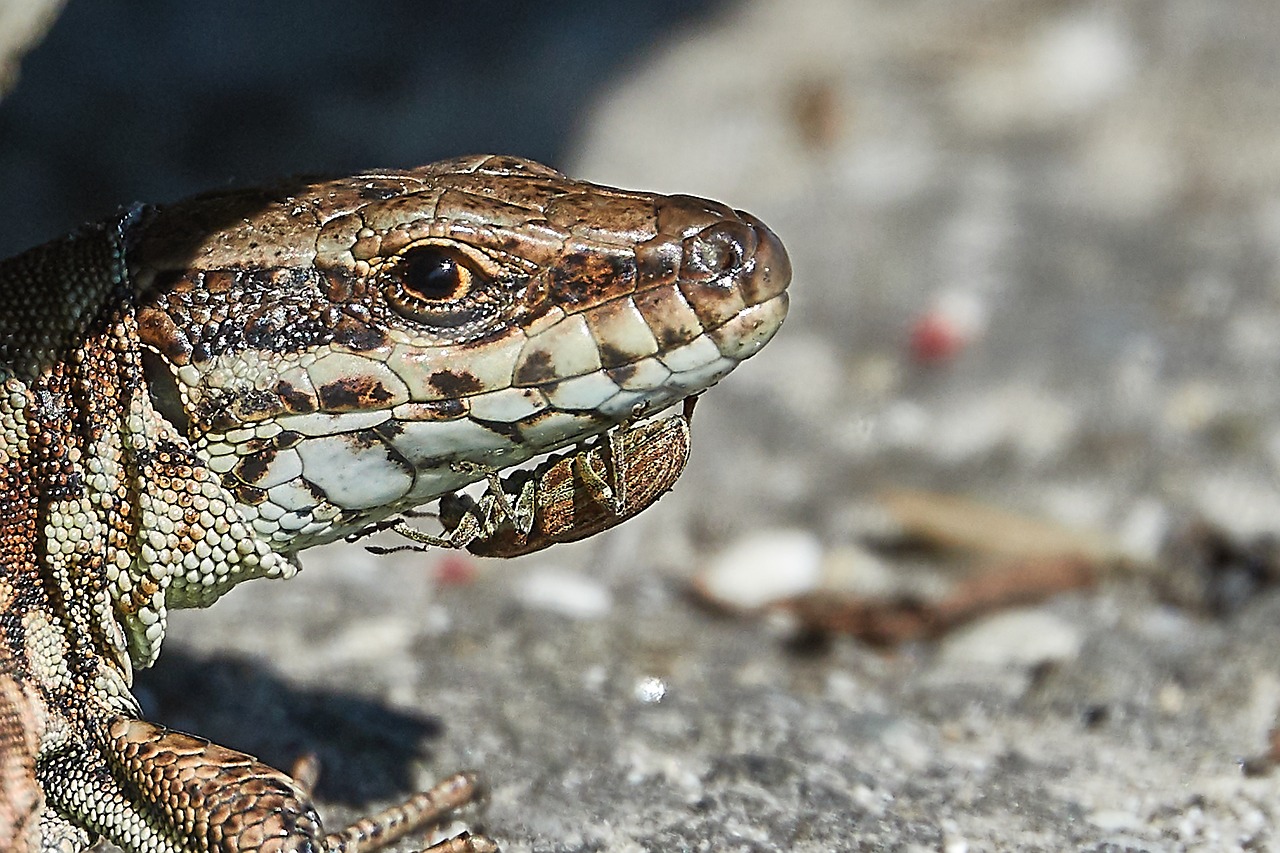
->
[0, 0, 727, 256]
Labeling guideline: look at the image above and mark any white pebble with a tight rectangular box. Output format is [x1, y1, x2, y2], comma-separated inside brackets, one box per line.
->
[517, 568, 612, 620]
[695, 529, 823, 610]
[939, 608, 1083, 668]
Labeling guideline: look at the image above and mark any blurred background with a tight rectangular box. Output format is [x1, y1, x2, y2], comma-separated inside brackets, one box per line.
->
[5, 1, 1280, 849]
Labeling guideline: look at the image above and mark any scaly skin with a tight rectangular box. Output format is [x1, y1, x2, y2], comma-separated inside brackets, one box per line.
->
[0, 154, 790, 852]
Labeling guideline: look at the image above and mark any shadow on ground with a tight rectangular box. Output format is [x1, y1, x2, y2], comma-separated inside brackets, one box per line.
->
[134, 647, 444, 804]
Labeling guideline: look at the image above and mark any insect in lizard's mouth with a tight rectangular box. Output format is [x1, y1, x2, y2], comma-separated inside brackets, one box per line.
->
[354, 393, 706, 557]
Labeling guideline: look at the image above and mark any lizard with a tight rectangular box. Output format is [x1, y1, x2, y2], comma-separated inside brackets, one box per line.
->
[0, 153, 791, 852]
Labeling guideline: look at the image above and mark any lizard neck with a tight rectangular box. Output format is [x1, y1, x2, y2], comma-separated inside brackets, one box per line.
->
[1, 213, 292, 687]
[0, 216, 147, 718]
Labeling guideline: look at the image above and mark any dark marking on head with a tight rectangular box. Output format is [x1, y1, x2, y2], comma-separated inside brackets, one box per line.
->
[233, 437, 270, 457]
[272, 430, 304, 450]
[607, 363, 639, 387]
[597, 342, 634, 370]
[473, 417, 522, 444]
[651, 323, 689, 351]
[632, 288, 702, 354]
[332, 313, 387, 351]
[232, 449, 276, 485]
[276, 381, 316, 414]
[372, 399, 466, 436]
[243, 300, 332, 353]
[304, 481, 330, 504]
[550, 250, 636, 310]
[317, 375, 398, 411]
[513, 348, 555, 386]
[231, 482, 268, 506]
[430, 398, 466, 420]
[232, 388, 284, 422]
[346, 429, 385, 451]
[516, 405, 610, 435]
[136, 306, 193, 364]
[194, 393, 235, 431]
[326, 276, 353, 303]
[374, 420, 404, 440]
[429, 369, 483, 397]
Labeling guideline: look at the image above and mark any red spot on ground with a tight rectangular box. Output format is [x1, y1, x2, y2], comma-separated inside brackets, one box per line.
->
[909, 311, 969, 364]
[434, 553, 478, 585]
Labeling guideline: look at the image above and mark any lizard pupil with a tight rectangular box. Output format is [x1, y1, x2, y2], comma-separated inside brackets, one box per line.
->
[398, 246, 472, 301]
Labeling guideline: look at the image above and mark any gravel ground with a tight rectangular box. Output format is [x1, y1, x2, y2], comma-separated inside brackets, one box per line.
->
[6, 1, 1280, 850]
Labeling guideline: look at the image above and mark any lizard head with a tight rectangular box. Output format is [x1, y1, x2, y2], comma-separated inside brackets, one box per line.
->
[131, 155, 790, 555]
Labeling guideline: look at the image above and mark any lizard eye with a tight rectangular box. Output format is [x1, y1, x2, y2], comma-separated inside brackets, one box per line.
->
[390, 245, 480, 303]
[383, 244, 507, 329]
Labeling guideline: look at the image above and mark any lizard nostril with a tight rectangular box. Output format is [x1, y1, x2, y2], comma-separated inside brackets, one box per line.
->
[680, 221, 753, 285]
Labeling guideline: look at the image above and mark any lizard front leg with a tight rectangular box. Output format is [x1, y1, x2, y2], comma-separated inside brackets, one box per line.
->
[41, 715, 495, 853]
